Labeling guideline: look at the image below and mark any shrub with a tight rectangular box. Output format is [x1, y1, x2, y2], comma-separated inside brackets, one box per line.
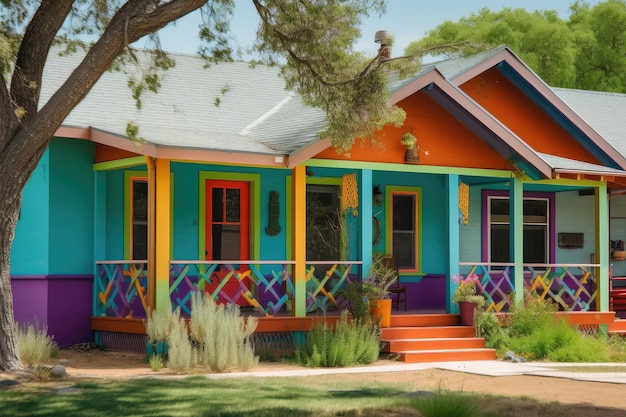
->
[145, 306, 172, 344]
[149, 354, 164, 372]
[482, 296, 612, 362]
[17, 320, 56, 367]
[410, 389, 479, 417]
[166, 308, 192, 372]
[294, 311, 379, 367]
[188, 292, 258, 372]
[474, 310, 510, 353]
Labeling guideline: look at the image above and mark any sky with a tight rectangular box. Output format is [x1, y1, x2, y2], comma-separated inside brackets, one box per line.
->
[154, 0, 602, 59]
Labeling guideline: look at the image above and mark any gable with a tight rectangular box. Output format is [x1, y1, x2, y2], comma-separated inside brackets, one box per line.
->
[459, 68, 602, 166]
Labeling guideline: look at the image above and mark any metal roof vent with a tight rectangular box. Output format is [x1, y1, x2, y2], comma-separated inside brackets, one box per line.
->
[374, 30, 392, 59]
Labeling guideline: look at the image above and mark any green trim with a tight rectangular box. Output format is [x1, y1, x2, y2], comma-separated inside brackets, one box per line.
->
[94, 156, 146, 171]
[385, 185, 424, 275]
[534, 178, 604, 187]
[307, 159, 513, 178]
[306, 177, 342, 186]
[198, 171, 261, 261]
[124, 171, 148, 260]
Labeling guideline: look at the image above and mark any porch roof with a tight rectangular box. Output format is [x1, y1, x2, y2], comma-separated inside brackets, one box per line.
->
[43, 47, 326, 161]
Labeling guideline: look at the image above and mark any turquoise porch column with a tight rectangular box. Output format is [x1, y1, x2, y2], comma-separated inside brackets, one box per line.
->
[595, 184, 609, 311]
[509, 178, 524, 305]
[446, 174, 460, 313]
[360, 170, 373, 278]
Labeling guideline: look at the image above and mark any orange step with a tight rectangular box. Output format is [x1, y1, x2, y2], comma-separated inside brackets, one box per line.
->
[608, 318, 626, 335]
[384, 337, 486, 352]
[381, 313, 496, 363]
[390, 313, 461, 327]
[399, 348, 497, 363]
[381, 325, 475, 339]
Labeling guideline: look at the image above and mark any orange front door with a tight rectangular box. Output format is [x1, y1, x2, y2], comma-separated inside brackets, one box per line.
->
[205, 180, 250, 305]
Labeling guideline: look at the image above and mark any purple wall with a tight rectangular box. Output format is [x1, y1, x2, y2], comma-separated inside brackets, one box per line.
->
[402, 274, 447, 311]
[11, 275, 93, 348]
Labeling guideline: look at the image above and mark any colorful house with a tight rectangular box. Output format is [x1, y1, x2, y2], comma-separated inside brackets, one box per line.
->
[10, 46, 626, 358]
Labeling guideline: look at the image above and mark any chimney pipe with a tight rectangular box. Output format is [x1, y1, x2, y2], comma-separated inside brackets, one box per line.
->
[374, 30, 393, 59]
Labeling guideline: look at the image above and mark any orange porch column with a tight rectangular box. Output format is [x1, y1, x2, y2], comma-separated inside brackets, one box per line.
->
[292, 165, 307, 316]
[155, 158, 171, 311]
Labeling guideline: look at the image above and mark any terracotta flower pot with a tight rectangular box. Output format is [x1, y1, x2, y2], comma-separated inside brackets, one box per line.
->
[458, 301, 477, 326]
[370, 299, 392, 328]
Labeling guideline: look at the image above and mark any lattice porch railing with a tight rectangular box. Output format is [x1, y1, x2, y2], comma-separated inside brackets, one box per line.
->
[95, 260, 362, 318]
[459, 262, 599, 313]
[95, 261, 149, 318]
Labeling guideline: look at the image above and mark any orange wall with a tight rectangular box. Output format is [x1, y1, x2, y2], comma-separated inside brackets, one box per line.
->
[460, 68, 599, 165]
[316, 91, 514, 171]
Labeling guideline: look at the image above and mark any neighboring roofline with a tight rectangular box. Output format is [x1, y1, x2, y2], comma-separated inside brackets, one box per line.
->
[391, 67, 553, 178]
[449, 47, 626, 170]
[55, 126, 290, 168]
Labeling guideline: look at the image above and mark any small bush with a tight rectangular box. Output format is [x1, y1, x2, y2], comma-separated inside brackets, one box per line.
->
[149, 354, 164, 372]
[410, 389, 479, 417]
[17, 320, 56, 367]
[188, 292, 259, 372]
[294, 311, 379, 367]
[145, 306, 172, 344]
[166, 308, 192, 372]
[474, 310, 510, 353]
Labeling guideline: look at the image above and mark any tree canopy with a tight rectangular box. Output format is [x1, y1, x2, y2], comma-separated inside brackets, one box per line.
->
[0, 0, 441, 371]
[407, 0, 626, 93]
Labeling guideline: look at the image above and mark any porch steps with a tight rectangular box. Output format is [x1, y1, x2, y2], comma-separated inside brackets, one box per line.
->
[380, 314, 496, 363]
[608, 318, 626, 336]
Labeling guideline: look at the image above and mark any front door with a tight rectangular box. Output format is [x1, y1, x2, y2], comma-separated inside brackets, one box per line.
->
[205, 180, 250, 305]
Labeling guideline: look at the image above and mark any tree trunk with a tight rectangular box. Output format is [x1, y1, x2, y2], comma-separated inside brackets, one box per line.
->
[0, 174, 24, 371]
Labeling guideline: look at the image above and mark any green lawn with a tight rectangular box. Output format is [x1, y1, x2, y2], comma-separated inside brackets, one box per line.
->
[1, 374, 623, 417]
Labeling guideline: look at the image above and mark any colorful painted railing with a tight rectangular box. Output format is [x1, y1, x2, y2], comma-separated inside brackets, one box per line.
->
[95, 261, 149, 318]
[95, 260, 362, 318]
[459, 262, 599, 312]
[169, 261, 295, 317]
[305, 261, 362, 313]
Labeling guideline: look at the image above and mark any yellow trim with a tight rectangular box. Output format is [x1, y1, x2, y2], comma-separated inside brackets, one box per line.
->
[293, 166, 307, 316]
[155, 159, 171, 311]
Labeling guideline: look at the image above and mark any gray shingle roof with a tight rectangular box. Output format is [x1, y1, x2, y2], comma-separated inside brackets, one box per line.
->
[41, 47, 324, 155]
[553, 88, 626, 158]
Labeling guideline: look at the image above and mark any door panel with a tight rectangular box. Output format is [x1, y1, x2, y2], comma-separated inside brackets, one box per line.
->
[205, 180, 250, 305]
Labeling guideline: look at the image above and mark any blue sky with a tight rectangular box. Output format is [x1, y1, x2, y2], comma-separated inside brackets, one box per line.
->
[154, 0, 601, 58]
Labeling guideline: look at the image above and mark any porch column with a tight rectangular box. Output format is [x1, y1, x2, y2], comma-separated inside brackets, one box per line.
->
[360, 170, 373, 278]
[595, 183, 609, 311]
[292, 165, 307, 316]
[446, 174, 460, 313]
[154, 158, 171, 311]
[509, 177, 524, 305]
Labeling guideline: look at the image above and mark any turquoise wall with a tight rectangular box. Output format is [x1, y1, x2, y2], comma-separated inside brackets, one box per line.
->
[372, 171, 448, 275]
[11, 150, 51, 275]
[49, 139, 95, 274]
[11, 138, 95, 275]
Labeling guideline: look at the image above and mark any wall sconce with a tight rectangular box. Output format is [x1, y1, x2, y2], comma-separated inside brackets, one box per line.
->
[373, 185, 383, 206]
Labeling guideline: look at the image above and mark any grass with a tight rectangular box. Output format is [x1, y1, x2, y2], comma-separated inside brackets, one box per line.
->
[0, 374, 623, 417]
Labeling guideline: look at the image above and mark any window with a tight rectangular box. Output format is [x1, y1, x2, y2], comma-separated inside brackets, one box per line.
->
[488, 196, 550, 264]
[130, 178, 148, 260]
[306, 184, 341, 262]
[390, 189, 420, 272]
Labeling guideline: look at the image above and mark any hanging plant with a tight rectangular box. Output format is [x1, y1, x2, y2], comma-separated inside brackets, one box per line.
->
[400, 132, 417, 149]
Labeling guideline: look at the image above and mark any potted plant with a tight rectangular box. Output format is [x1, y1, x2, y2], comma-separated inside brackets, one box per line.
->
[363, 254, 398, 327]
[453, 274, 485, 325]
[400, 132, 419, 163]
